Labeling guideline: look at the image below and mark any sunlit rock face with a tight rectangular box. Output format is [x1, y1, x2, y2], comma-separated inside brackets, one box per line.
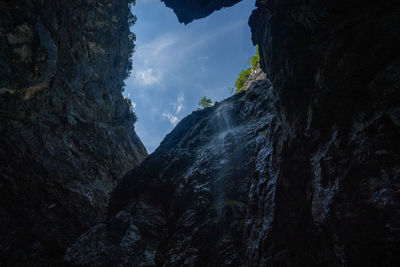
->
[161, 0, 241, 24]
[67, 0, 399, 266]
[0, 0, 146, 265]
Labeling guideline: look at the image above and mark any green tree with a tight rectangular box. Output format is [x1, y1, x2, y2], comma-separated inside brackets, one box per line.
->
[248, 45, 260, 68]
[234, 68, 252, 94]
[234, 45, 260, 94]
[198, 96, 213, 109]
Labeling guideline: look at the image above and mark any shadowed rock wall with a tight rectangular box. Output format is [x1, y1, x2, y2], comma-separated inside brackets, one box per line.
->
[65, 66, 274, 266]
[66, 0, 400, 266]
[0, 0, 147, 265]
[2, 0, 399, 266]
[161, 0, 241, 24]
[248, 0, 400, 265]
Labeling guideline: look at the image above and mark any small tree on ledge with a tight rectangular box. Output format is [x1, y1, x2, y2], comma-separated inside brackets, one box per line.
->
[198, 96, 213, 110]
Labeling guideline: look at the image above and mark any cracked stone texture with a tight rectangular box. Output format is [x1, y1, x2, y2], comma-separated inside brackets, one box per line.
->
[65, 66, 275, 266]
[248, 0, 400, 265]
[66, 0, 399, 266]
[2, 0, 400, 266]
[0, 0, 146, 265]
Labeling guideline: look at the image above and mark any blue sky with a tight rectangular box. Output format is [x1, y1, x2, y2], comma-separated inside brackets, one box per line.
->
[125, 0, 256, 153]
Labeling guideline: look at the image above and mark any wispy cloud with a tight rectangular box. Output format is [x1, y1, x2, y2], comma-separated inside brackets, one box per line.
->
[198, 56, 209, 61]
[135, 68, 160, 86]
[130, 22, 245, 127]
[172, 94, 184, 114]
[126, 0, 253, 153]
[162, 112, 179, 125]
[198, 56, 208, 72]
[132, 20, 244, 88]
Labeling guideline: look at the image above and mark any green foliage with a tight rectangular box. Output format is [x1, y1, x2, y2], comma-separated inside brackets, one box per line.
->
[249, 45, 260, 68]
[198, 96, 213, 109]
[234, 45, 260, 94]
[234, 68, 252, 94]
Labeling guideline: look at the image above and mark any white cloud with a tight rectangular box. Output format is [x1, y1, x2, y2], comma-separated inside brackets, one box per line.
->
[162, 112, 179, 126]
[135, 68, 160, 86]
[171, 94, 184, 114]
[131, 35, 177, 89]
[182, 20, 244, 52]
[132, 20, 243, 88]
[197, 56, 209, 61]
[198, 56, 208, 72]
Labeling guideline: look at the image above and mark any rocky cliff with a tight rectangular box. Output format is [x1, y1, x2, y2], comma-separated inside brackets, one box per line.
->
[65, 66, 272, 266]
[161, 0, 241, 24]
[0, 0, 147, 265]
[1, 0, 399, 266]
[66, 0, 400, 266]
[248, 0, 400, 265]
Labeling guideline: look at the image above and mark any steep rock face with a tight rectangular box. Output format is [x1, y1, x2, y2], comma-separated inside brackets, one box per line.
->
[65, 67, 274, 266]
[247, 0, 400, 265]
[0, 0, 147, 265]
[161, 0, 241, 24]
[66, 0, 400, 266]
[67, 0, 400, 266]
[13, 0, 399, 266]
[243, 65, 266, 90]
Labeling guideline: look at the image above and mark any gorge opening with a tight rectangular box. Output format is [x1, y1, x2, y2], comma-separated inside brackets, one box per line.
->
[125, 0, 257, 152]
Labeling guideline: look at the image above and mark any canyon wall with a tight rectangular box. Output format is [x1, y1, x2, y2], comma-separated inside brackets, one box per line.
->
[248, 0, 400, 265]
[66, 0, 400, 266]
[0, 0, 146, 265]
[65, 66, 271, 266]
[1, 0, 399, 266]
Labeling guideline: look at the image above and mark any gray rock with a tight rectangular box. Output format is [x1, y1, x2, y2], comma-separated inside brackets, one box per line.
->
[67, 0, 400, 266]
[0, 0, 146, 265]
[66, 68, 277, 266]
[2, 0, 400, 266]
[161, 0, 242, 24]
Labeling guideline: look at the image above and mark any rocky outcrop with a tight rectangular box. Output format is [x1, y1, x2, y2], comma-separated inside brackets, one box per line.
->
[243, 64, 266, 91]
[248, 0, 400, 265]
[161, 0, 241, 24]
[2, 0, 399, 266]
[66, 0, 400, 266]
[65, 66, 273, 266]
[0, 0, 146, 265]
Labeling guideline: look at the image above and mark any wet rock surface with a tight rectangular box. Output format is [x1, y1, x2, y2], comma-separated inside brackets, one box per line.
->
[0, 0, 146, 265]
[67, 0, 400, 266]
[1, 0, 399, 266]
[248, 0, 400, 265]
[65, 67, 275, 266]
